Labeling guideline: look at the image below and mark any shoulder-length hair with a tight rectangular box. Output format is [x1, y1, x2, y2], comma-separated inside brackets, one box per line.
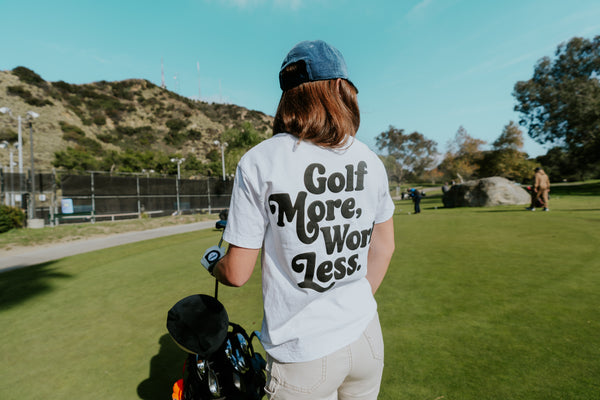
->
[273, 65, 360, 148]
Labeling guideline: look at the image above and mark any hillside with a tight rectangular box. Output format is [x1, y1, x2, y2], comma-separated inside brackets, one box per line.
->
[0, 67, 273, 176]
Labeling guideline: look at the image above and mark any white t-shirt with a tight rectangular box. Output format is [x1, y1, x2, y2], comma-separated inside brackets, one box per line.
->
[223, 133, 395, 362]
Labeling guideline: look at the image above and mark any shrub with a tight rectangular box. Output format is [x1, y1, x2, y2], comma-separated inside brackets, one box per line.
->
[92, 113, 106, 126]
[59, 121, 85, 136]
[67, 95, 83, 107]
[0, 128, 18, 143]
[53, 80, 77, 94]
[26, 97, 53, 107]
[52, 147, 100, 171]
[6, 85, 52, 106]
[111, 82, 134, 100]
[0, 205, 26, 233]
[7, 85, 33, 99]
[164, 131, 186, 146]
[12, 66, 45, 87]
[165, 118, 188, 132]
[187, 129, 202, 140]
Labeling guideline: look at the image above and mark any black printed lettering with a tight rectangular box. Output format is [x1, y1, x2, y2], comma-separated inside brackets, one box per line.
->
[292, 252, 334, 293]
[304, 163, 326, 194]
[320, 224, 350, 255]
[268, 192, 319, 244]
[316, 259, 334, 283]
[334, 257, 347, 280]
[269, 161, 374, 293]
[327, 172, 345, 193]
[348, 254, 360, 274]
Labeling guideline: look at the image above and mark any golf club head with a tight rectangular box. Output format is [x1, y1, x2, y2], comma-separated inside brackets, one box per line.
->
[236, 333, 249, 355]
[195, 355, 207, 377]
[207, 367, 221, 398]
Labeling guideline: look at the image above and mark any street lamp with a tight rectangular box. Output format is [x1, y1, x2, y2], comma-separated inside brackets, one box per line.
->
[170, 157, 185, 214]
[0, 107, 23, 174]
[1, 107, 39, 216]
[26, 111, 39, 220]
[214, 140, 228, 181]
[170, 157, 185, 180]
[0, 140, 17, 206]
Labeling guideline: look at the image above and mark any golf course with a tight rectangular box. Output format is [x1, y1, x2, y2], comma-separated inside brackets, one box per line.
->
[1, 182, 598, 399]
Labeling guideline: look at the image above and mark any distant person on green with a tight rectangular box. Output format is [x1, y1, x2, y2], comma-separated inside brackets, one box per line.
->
[529, 167, 550, 211]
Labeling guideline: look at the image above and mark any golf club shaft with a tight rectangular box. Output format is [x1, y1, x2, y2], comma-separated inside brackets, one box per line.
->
[214, 228, 226, 299]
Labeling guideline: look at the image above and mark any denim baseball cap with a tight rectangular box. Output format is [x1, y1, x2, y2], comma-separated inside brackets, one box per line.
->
[279, 40, 357, 92]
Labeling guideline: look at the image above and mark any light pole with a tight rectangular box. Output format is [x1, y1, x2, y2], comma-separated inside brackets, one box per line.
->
[0, 140, 16, 206]
[214, 140, 228, 181]
[170, 157, 185, 180]
[1, 107, 37, 214]
[26, 111, 39, 220]
[170, 157, 185, 214]
[0, 107, 23, 174]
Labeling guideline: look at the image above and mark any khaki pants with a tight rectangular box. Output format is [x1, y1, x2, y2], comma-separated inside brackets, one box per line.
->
[264, 314, 384, 400]
[533, 188, 549, 208]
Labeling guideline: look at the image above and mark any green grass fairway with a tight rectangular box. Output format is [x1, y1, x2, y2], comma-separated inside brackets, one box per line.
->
[1, 182, 599, 399]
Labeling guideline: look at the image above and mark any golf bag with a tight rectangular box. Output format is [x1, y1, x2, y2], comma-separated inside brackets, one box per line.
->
[525, 186, 545, 208]
[180, 323, 266, 400]
[168, 211, 266, 400]
[168, 295, 267, 400]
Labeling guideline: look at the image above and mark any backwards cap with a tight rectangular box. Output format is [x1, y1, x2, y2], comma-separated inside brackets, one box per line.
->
[279, 40, 357, 92]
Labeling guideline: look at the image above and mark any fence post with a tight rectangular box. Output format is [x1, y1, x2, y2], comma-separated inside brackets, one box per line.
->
[0, 167, 4, 205]
[207, 178, 211, 214]
[175, 176, 181, 214]
[50, 169, 56, 226]
[91, 172, 96, 223]
[136, 175, 141, 218]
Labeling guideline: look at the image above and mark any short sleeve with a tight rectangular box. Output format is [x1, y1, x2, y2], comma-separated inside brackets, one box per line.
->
[374, 160, 395, 224]
[222, 165, 267, 249]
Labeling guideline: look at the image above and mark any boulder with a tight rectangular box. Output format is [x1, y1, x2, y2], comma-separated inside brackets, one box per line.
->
[442, 177, 530, 208]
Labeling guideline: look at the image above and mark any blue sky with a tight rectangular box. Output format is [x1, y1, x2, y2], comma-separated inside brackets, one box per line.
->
[1, 0, 599, 158]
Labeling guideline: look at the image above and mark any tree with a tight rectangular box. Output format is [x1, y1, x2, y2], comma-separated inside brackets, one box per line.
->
[379, 155, 403, 185]
[535, 146, 588, 181]
[478, 121, 536, 182]
[513, 35, 600, 170]
[375, 126, 438, 183]
[492, 120, 524, 151]
[222, 122, 267, 178]
[438, 126, 486, 182]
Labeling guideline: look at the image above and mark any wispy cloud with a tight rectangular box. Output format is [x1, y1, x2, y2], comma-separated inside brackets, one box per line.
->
[495, 52, 537, 71]
[405, 0, 434, 18]
[412, 0, 434, 13]
[274, 0, 303, 10]
[220, 0, 266, 7]
[210, 0, 303, 10]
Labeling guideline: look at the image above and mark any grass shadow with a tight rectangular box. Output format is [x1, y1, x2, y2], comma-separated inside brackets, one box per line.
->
[137, 334, 188, 400]
[0, 262, 72, 310]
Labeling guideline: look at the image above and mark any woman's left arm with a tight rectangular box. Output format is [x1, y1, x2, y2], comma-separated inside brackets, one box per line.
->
[366, 218, 395, 294]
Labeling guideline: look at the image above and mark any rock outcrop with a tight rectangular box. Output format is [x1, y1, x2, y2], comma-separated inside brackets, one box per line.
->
[442, 177, 530, 208]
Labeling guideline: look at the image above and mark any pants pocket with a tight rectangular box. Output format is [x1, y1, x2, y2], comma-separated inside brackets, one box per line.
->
[363, 315, 384, 361]
[266, 354, 327, 395]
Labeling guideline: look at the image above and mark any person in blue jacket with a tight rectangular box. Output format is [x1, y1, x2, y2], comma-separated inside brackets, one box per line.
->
[410, 188, 422, 214]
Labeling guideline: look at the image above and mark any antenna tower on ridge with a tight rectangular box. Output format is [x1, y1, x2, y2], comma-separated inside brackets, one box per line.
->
[161, 57, 166, 89]
[197, 61, 201, 100]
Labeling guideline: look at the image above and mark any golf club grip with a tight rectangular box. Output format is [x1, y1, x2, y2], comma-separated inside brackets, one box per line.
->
[214, 278, 219, 300]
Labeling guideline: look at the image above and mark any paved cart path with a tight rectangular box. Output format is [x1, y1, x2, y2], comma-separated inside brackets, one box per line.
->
[0, 220, 216, 272]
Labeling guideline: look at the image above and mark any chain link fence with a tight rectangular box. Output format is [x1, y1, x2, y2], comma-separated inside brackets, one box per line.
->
[0, 169, 233, 226]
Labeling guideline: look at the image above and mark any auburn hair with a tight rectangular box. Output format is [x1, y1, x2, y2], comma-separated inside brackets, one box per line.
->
[273, 64, 360, 148]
